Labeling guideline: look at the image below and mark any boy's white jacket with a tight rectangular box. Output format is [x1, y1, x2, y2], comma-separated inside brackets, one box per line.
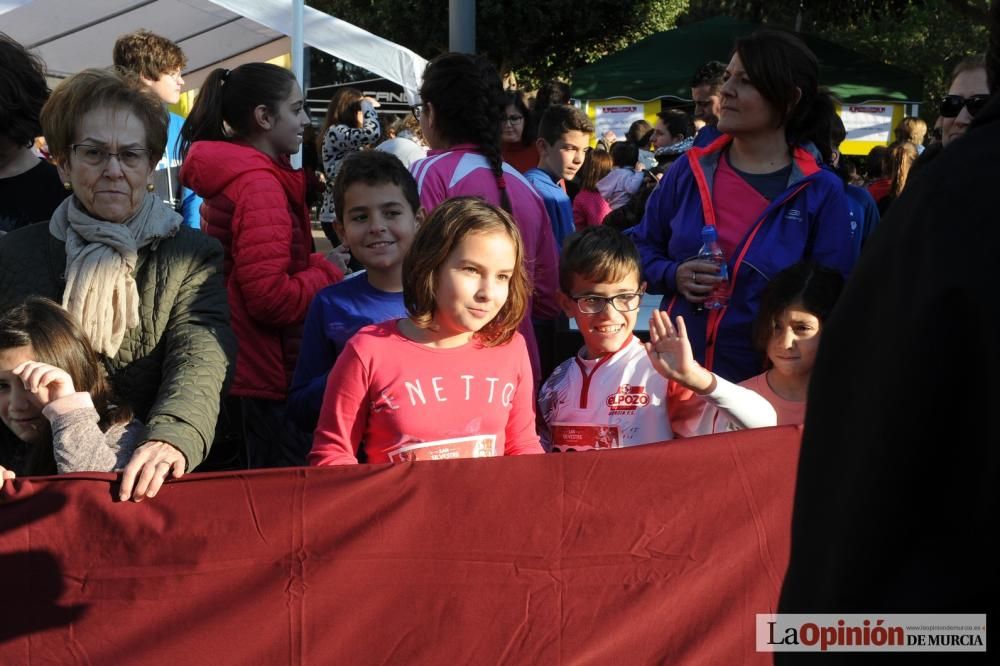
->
[538, 336, 777, 451]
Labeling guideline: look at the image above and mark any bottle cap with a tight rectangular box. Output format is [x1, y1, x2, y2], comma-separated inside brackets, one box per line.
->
[701, 225, 717, 243]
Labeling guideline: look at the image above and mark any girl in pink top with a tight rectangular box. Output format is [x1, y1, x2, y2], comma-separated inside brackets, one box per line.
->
[409, 53, 560, 385]
[572, 149, 613, 230]
[310, 198, 544, 465]
[645, 262, 844, 429]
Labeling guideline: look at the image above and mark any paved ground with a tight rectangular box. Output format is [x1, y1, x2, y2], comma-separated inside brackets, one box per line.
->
[312, 224, 333, 254]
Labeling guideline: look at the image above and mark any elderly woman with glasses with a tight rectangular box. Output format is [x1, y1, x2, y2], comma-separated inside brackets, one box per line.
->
[0, 68, 235, 501]
[500, 90, 536, 174]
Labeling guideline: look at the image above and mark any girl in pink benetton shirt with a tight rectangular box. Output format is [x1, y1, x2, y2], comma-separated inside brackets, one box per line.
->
[309, 197, 543, 465]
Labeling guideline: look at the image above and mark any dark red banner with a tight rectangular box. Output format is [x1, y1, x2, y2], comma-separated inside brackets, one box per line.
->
[1, 426, 799, 664]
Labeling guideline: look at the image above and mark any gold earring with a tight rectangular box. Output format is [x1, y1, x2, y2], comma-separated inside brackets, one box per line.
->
[146, 183, 155, 192]
[63, 182, 73, 191]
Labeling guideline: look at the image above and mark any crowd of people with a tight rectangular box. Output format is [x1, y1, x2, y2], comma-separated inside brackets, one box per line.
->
[0, 22, 993, 504]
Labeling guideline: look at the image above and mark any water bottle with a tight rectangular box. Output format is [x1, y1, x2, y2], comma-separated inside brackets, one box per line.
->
[697, 225, 730, 309]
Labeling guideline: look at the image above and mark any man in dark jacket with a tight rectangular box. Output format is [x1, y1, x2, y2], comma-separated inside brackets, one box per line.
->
[777, 2, 998, 662]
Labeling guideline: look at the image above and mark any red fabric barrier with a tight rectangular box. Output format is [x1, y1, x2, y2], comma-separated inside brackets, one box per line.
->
[1, 426, 799, 664]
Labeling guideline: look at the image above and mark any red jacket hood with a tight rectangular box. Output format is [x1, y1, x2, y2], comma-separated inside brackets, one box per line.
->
[181, 140, 306, 209]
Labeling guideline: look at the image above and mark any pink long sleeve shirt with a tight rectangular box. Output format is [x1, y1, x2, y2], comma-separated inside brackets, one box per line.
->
[309, 321, 543, 465]
[572, 188, 612, 230]
[411, 145, 561, 384]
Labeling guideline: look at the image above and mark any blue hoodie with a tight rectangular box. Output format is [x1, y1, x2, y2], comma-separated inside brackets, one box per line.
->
[631, 134, 855, 382]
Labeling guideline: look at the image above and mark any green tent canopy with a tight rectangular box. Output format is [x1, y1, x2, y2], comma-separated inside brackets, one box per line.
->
[571, 16, 923, 104]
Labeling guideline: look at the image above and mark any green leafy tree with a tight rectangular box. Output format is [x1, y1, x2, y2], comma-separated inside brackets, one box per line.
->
[683, 0, 991, 121]
[308, 0, 989, 121]
[309, 0, 686, 87]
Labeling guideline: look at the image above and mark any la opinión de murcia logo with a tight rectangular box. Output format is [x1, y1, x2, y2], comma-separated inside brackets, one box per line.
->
[756, 614, 987, 652]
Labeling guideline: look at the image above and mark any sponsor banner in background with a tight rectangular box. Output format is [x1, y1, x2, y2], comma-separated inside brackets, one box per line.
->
[594, 103, 645, 140]
[840, 104, 896, 143]
[756, 614, 987, 652]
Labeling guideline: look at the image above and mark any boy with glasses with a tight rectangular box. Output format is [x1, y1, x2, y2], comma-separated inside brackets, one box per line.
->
[538, 226, 768, 451]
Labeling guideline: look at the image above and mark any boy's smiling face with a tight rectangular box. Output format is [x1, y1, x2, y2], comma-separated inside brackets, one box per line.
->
[559, 271, 644, 360]
[336, 181, 423, 288]
[537, 130, 591, 181]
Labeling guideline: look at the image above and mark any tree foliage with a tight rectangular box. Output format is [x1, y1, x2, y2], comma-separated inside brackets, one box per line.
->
[683, 0, 991, 120]
[309, 0, 990, 121]
[309, 0, 686, 88]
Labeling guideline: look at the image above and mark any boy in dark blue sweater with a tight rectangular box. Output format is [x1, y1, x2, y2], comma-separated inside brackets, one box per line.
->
[288, 151, 425, 432]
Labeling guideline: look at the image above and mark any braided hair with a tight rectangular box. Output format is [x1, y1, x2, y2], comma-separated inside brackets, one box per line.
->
[419, 53, 512, 213]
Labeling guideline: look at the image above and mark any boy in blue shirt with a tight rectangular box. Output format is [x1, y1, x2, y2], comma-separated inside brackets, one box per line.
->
[524, 105, 593, 249]
[288, 151, 425, 432]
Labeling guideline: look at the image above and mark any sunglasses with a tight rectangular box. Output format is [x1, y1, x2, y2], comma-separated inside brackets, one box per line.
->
[939, 94, 991, 118]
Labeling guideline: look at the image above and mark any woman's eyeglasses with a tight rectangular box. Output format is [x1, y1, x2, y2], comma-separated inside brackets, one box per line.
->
[939, 94, 991, 118]
[568, 292, 644, 314]
[71, 144, 151, 169]
[501, 114, 524, 125]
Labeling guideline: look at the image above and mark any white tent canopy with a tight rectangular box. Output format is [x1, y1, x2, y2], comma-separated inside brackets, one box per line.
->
[0, 0, 426, 101]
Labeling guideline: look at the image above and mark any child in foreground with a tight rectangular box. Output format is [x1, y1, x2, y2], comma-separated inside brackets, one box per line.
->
[0, 298, 144, 479]
[647, 262, 844, 428]
[309, 197, 543, 465]
[288, 152, 425, 433]
[538, 226, 776, 451]
[410, 52, 561, 386]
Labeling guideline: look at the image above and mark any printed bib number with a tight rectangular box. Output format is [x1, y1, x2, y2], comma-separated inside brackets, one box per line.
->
[550, 424, 621, 452]
[386, 435, 498, 462]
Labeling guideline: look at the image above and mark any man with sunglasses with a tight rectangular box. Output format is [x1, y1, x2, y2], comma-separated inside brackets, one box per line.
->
[940, 55, 990, 147]
[909, 55, 989, 182]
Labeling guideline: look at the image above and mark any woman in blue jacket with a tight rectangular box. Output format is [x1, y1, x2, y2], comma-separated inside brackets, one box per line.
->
[632, 29, 855, 383]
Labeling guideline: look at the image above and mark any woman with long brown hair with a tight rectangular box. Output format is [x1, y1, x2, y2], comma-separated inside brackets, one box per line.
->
[878, 141, 919, 215]
[572, 149, 613, 230]
[317, 87, 381, 242]
[632, 29, 855, 382]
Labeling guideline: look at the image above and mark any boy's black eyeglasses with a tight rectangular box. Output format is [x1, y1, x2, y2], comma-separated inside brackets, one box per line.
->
[569, 292, 644, 314]
[939, 94, 991, 118]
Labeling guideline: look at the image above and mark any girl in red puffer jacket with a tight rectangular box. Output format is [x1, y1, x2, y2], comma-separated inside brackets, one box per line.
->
[180, 63, 344, 468]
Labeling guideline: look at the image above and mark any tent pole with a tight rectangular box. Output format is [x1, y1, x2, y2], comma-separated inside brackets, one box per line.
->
[449, 0, 475, 53]
[291, 0, 304, 167]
